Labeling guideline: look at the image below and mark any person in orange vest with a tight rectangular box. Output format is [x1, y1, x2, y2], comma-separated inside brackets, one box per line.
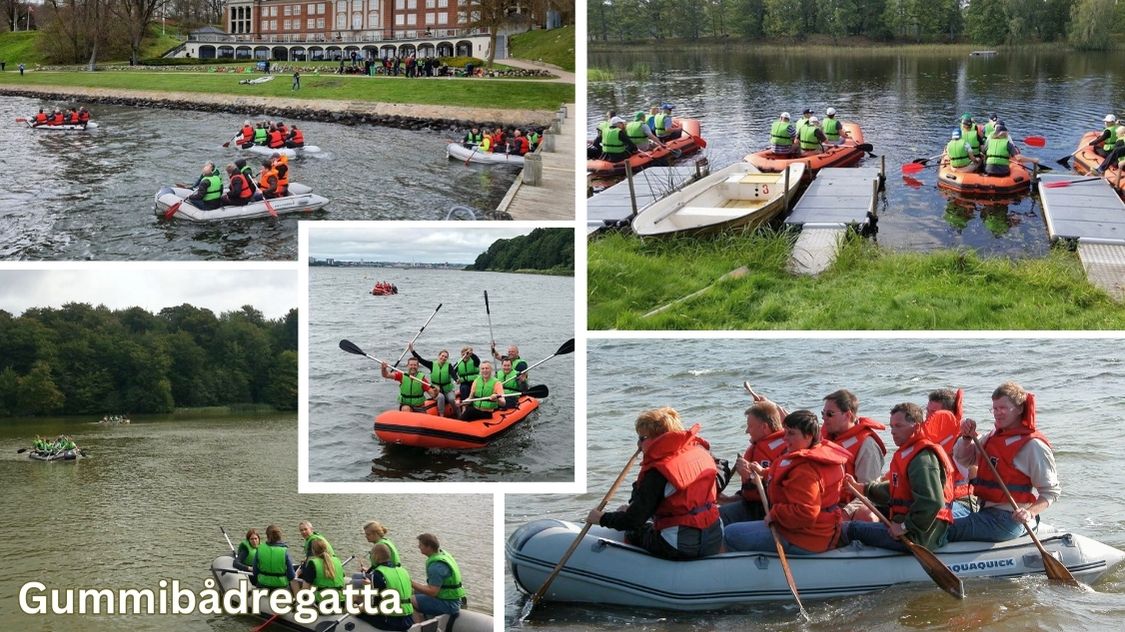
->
[719, 400, 788, 525]
[947, 381, 1059, 543]
[78, 107, 91, 129]
[257, 158, 281, 199]
[49, 109, 64, 125]
[508, 129, 530, 155]
[236, 120, 255, 148]
[285, 125, 305, 148]
[839, 402, 959, 552]
[821, 388, 886, 517]
[32, 108, 48, 126]
[270, 152, 290, 196]
[723, 409, 849, 553]
[923, 387, 974, 504]
[220, 163, 254, 207]
[267, 124, 285, 149]
[586, 407, 722, 560]
[67, 108, 79, 124]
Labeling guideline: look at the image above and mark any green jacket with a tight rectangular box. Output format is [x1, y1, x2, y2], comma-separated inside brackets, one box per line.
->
[863, 449, 949, 551]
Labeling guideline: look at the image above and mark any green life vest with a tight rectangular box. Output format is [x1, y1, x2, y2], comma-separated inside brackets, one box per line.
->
[471, 376, 501, 411]
[495, 368, 521, 394]
[398, 373, 426, 406]
[455, 358, 479, 383]
[371, 537, 401, 567]
[985, 137, 1010, 166]
[596, 120, 611, 137]
[309, 556, 346, 601]
[374, 565, 414, 615]
[202, 174, 222, 202]
[238, 539, 259, 568]
[799, 125, 821, 151]
[654, 113, 670, 135]
[961, 125, 981, 154]
[430, 362, 453, 391]
[304, 532, 335, 558]
[770, 120, 792, 146]
[946, 139, 972, 168]
[794, 117, 810, 137]
[426, 550, 466, 601]
[1104, 125, 1119, 153]
[601, 127, 626, 154]
[823, 117, 841, 141]
[255, 543, 290, 588]
[529, 131, 539, 146]
[625, 121, 649, 144]
[253, 127, 267, 143]
[984, 120, 996, 138]
[465, 131, 483, 144]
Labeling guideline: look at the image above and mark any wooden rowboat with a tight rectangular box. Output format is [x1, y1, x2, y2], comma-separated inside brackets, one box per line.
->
[631, 162, 805, 236]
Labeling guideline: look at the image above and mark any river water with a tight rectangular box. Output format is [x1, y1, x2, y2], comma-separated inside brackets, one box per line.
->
[308, 267, 575, 483]
[0, 96, 519, 260]
[0, 411, 493, 631]
[506, 337, 1125, 629]
[588, 49, 1125, 257]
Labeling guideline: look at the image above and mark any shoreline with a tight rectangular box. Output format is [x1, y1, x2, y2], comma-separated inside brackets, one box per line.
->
[0, 84, 557, 131]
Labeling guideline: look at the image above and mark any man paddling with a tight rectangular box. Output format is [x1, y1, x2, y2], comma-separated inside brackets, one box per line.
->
[187, 162, 223, 210]
[821, 389, 886, 517]
[719, 401, 787, 525]
[381, 358, 434, 413]
[410, 533, 466, 623]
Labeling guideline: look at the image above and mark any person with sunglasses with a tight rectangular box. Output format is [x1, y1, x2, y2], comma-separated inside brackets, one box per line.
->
[821, 389, 887, 517]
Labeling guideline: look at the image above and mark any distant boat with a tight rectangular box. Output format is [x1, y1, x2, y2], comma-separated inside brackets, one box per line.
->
[970, 50, 998, 56]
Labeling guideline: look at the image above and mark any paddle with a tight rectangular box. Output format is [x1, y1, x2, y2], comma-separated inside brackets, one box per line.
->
[856, 142, 877, 157]
[338, 339, 431, 388]
[848, 485, 965, 599]
[16, 447, 28, 454]
[1043, 176, 1106, 189]
[910, 153, 944, 166]
[752, 475, 810, 621]
[15, 117, 27, 123]
[393, 303, 443, 367]
[263, 197, 277, 218]
[521, 448, 642, 620]
[461, 384, 549, 403]
[508, 338, 575, 377]
[676, 125, 708, 149]
[464, 145, 480, 166]
[970, 436, 1080, 587]
[1020, 136, 1046, 148]
[220, 526, 237, 553]
[1057, 146, 1084, 168]
[162, 200, 183, 221]
[222, 132, 240, 148]
[484, 291, 495, 349]
[251, 555, 355, 632]
[901, 161, 934, 175]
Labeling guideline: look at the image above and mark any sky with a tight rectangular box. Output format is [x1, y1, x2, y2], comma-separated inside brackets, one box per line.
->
[0, 269, 297, 319]
[308, 225, 539, 264]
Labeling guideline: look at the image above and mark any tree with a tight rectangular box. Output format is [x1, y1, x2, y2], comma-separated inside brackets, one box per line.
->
[1068, 0, 1114, 50]
[263, 350, 298, 411]
[966, 0, 1008, 45]
[16, 361, 65, 416]
[763, 0, 802, 38]
[464, 0, 516, 68]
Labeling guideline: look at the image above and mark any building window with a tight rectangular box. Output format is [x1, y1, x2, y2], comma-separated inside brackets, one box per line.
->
[283, 19, 291, 30]
[308, 18, 315, 28]
[336, 1, 346, 14]
[352, 12, 362, 28]
[425, 0, 434, 7]
[407, 13, 416, 24]
[283, 5, 291, 16]
[425, 12, 434, 24]
[368, 10, 378, 27]
[438, 0, 447, 7]
[352, 0, 362, 10]
[437, 12, 447, 24]
[395, 0, 404, 9]
[407, 0, 417, 9]
[318, 17, 325, 27]
[319, 3, 325, 14]
[395, 14, 404, 25]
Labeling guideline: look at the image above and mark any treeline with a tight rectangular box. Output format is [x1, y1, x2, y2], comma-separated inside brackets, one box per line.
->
[590, 0, 1125, 50]
[0, 303, 297, 417]
[465, 228, 574, 274]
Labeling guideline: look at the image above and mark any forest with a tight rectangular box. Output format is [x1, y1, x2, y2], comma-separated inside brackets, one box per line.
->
[590, 0, 1125, 50]
[465, 228, 575, 274]
[0, 303, 297, 417]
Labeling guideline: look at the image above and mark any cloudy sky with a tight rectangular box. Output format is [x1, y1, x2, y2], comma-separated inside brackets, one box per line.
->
[0, 269, 297, 318]
[308, 225, 538, 264]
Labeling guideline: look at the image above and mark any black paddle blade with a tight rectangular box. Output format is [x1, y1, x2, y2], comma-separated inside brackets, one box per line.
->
[1056, 155, 1072, 167]
[16, 447, 28, 453]
[912, 157, 932, 165]
[555, 338, 576, 356]
[524, 384, 549, 398]
[339, 339, 365, 355]
[1034, 163, 1054, 172]
[484, 290, 490, 313]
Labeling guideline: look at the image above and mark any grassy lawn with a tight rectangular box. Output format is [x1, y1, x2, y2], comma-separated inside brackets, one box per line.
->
[588, 231, 1125, 330]
[509, 25, 575, 71]
[3, 70, 574, 110]
[0, 31, 46, 66]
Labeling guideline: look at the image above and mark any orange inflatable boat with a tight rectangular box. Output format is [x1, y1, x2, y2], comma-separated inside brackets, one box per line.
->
[587, 118, 704, 177]
[373, 395, 540, 449]
[745, 122, 867, 175]
[937, 156, 1034, 196]
[1069, 131, 1125, 196]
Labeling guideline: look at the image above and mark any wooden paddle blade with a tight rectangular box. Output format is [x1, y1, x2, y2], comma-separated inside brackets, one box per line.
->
[1037, 541, 1082, 586]
[338, 339, 365, 355]
[902, 538, 965, 599]
[264, 198, 277, 218]
[902, 162, 926, 174]
[556, 338, 575, 355]
[162, 201, 183, 220]
[1022, 136, 1046, 148]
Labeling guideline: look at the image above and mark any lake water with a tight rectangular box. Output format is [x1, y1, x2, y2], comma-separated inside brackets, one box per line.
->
[506, 337, 1125, 629]
[589, 49, 1125, 257]
[0, 96, 519, 260]
[0, 411, 493, 631]
[308, 267, 575, 483]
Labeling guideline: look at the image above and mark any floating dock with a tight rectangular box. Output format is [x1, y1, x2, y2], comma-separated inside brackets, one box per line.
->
[784, 167, 882, 275]
[586, 164, 709, 235]
[1039, 174, 1125, 300]
[497, 103, 575, 220]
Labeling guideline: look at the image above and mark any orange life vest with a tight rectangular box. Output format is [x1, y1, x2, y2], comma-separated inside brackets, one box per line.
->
[971, 393, 1050, 505]
[738, 429, 787, 503]
[824, 416, 887, 501]
[290, 129, 304, 145]
[268, 129, 284, 148]
[887, 427, 955, 525]
[924, 409, 971, 497]
[240, 125, 254, 142]
[69, 112, 80, 124]
[274, 164, 289, 195]
[765, 441, 848, 552]
[637, 424, 720, 532]
[230, 173, 254, 200]
[277, 123, 288, 137]
[34, 112, 48, 124]
[50, 113, 64, 125]
[258, 167, 279, 195]
[78, 110, 90, 123]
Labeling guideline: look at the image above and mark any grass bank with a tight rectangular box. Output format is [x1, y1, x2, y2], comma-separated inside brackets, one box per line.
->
[588, 231, 1125, 329]
[2, 70, 573, 110]
[510, 25, 576, 72]
[0, 31, 44, 65]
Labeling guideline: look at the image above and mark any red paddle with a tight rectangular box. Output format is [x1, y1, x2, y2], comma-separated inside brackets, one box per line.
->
[162, 200, 183, 221]
[15, 117, 27, 123]
[901, 161, 930, 174]
[1043, 176, 1106, 189]
[263, 197, 277, 218]
[1019, 136, 1046, 148]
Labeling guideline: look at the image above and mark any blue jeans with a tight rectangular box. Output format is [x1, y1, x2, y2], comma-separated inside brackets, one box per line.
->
[844, 503, 971, 552]
[723, 520, 814, 554]
[719, 499, 765, 525]
[414, 594, 460, 617]
[947, 505, 1030, 542]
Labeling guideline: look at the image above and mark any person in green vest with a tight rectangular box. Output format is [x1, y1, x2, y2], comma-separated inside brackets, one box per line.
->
[462, 126, 483, 147]
[381, 358, 435, 413]
[253, 122, 268, 145]
[769, 112, 796, 156]
[361, 520, 401, 569]
[798, 116, 827, 154]
[252, 525, 296, 589]
[596, 109, 616, 140]
[234, 528, 262, 571]
[457, 361, 505, 421]
[356, 543, 414, 630]
[187, 162, 223, 211]
[626, 111, 660, 151]
[490, 343, 529, 390]
[409, 344, 459, 418]
[652, 103, 680, 139]
[945, 129, 980, 173]
[410, 533, 466, 622]
[982, 113, 999, 139]
[983, 121, 1034, 177]
[793, 108, 814, 138]
[822, 108, 847, 145]
[454, 346, 481, 400]
[594, 116, 637, 163]
[297, 538, 346, 603]
[298, 520, 336, 559]
[1089, 114, 1119, 159]
[494, 357, 522, 409]
[958, 114, 985, 159]
[1092, 125, 1125, 175]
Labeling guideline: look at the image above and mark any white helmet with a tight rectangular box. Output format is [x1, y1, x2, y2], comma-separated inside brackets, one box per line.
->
[1105, 114, 1118, 124]
[826, 107, 836, 116]
[809, 116, 819, 124]
[780, 111, 790, 120]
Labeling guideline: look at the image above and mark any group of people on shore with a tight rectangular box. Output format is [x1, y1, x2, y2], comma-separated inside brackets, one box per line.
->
[235, 520, 468, 629]
[232, 120, 306, 150]
[589, 381, 1057, 561]
[768, 107, 850, 156]
[461, 126, 543, 156]
[379, 342, 530, 421]
[186, 153, 292, 209]
[590, 103, 682, 162]
[29, 107, 92, 128]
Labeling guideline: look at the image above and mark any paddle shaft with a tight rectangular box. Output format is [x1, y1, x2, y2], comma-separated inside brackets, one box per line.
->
[526, 449, 642, 611]
[970, 436, 1080, 585]
[484, 291, 495, 348]
[753, 476, 810, 621]
[221, 526, 236, 553]
[394, 303, 442, 367]
[460, 384, 546, 403]
[504, 338, 575, 379]
[1044, 176, 1105, 188]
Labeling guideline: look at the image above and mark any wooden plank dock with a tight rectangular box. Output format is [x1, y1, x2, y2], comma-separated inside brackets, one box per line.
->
[784, 167, 882, 275]
[497, 103, 575, 220]
[586, 164, 709, 234]
[1039, 174, 1125, 300]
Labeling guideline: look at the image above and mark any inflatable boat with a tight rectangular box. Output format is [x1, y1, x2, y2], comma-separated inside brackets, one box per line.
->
[371, 287, 398, 296]
[210, 554, 493, 632]
[29, 449, 82, 462]
[1069, 131, 1125, 197]
[446, 143, 526, 166]
[587, 118, 704, 177]
[24, 120, 99, 131]
[235, 143, 322, 158]
[508, 518, 1125, 610]
[745, 122, 867, 175]
[937, 157, 1034, 196]
[373, 395, 540, 449]
[154, 183, 329, 222]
